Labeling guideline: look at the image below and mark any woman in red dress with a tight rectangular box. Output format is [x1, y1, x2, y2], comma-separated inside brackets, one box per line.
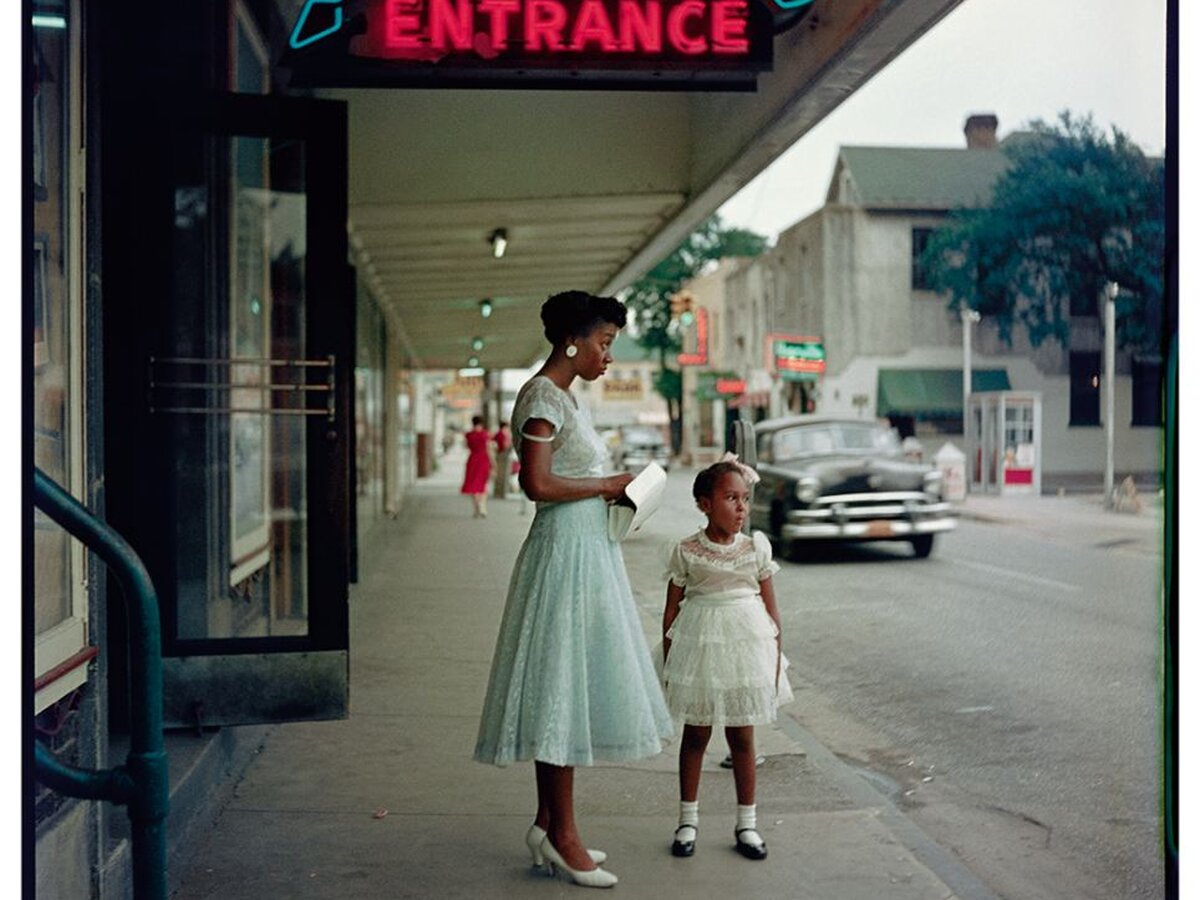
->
[461, 415, 494, 517]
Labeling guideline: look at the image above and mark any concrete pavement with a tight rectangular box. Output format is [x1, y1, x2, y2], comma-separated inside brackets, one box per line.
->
[171, 455, 1161, 899]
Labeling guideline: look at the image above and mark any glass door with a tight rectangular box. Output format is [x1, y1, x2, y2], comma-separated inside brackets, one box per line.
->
[148, 93, 351, 727]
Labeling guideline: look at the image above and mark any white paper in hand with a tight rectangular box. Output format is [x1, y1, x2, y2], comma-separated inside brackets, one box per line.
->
[608, 462, 667, 542]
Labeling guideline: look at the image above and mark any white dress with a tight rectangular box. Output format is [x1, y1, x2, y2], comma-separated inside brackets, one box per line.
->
[474, 376, 674, 766]
[662, 530, 794, 727]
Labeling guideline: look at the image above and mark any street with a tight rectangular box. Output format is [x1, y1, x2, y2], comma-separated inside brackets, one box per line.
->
[624, 467, 1164, 900]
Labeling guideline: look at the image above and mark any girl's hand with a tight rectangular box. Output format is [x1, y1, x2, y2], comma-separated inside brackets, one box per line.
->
[600, 472, 635, 502]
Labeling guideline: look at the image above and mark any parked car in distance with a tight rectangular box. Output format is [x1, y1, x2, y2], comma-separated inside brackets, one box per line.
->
[748, 416, 955, 559]
[615, 425, 671, 473]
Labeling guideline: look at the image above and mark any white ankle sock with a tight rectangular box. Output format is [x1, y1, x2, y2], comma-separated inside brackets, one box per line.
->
[677, 800, 699, 840]
[736, 804, 763, 846]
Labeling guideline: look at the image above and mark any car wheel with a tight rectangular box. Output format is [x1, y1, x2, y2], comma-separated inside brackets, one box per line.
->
[910, 534, 935, 558]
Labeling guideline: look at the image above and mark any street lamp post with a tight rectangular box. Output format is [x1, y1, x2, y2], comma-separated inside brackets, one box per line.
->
[961, 307, 981, 440]
[1104, 281, 1119, 503]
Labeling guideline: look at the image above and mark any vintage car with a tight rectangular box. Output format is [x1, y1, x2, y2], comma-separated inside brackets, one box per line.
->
[615, 425, 672, 473]
[747, 416, 956, 558]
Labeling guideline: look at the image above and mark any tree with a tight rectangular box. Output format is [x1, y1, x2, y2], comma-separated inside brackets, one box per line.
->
[622, 215, 769, 451]
[921, 112, 1165, 354]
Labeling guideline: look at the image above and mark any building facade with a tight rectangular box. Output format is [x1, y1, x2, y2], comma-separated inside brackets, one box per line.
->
[722, 115, 1163, 483]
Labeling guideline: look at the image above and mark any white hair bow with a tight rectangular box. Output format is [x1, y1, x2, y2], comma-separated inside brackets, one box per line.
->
[718, 451, 761, 486]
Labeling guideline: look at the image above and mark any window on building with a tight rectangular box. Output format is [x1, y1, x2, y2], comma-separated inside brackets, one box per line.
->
[1069, 352, 1101, 426]
[911, 228, 934, 290]
[1069, 290, 1098, 317]
[1131, 358, 1163, 426]
[33, 0, 89, 713]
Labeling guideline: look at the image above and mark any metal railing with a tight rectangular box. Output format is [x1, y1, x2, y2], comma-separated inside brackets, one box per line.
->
[33, 468, 168, 900]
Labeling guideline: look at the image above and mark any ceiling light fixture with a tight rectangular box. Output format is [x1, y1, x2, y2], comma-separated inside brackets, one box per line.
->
[489, 228, 508, 259]
[471, 336, 485, 351]
[479, 298, 493, 318]
[468, 356, 480, 368]
[458, 366, 485, 377]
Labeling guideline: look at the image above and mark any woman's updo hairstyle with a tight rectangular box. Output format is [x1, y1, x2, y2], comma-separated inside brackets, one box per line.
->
[541, 290, 627, 345]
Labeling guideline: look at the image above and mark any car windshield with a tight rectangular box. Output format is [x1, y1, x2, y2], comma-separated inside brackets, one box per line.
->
[772, 423, 899, 460]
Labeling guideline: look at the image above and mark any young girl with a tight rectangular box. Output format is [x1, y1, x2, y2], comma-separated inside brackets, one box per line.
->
[661, 458, 794, 861]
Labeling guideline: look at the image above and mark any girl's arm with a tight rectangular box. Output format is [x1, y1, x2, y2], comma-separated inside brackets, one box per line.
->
[518, 417, 632, 502]
[662, 581, 685, 661]
[759, 575, 781, 633]
[759, 576, 782, 685]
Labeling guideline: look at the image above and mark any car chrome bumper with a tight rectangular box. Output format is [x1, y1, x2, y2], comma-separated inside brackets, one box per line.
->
[781, 497, 957, 540]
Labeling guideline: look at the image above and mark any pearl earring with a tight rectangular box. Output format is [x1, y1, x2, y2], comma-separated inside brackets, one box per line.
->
[565, 344, 578, 358]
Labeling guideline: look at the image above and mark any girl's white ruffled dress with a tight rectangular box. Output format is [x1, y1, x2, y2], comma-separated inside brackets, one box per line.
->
[663, 530, 794, 726]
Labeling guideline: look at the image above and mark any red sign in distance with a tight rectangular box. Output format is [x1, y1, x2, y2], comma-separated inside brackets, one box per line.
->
[677, 307, 708, 366]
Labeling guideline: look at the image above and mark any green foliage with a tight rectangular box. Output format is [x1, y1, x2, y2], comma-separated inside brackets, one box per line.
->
[921, 112, 1165, 353]
[623, 214, 769, 402]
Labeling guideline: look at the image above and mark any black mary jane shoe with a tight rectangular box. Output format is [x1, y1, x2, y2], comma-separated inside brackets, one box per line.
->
[671, 825, 697, 858]
[734, 828, 768, 860]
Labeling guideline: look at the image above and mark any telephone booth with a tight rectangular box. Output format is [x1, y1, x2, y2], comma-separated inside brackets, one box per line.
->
[967, 391, 1043, 496]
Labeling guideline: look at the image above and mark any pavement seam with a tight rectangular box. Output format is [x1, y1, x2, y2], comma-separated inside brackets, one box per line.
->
[774, 712, 1005, 900]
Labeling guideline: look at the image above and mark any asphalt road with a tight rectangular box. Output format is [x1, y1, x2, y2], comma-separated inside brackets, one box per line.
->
[632, 469, 1164, 900]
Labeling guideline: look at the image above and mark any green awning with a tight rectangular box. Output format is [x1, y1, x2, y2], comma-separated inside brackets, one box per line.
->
[876, 368, 1011, 418]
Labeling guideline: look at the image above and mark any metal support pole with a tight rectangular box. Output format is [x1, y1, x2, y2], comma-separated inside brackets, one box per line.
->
[1104, 282, 1119, 502]
[961, 307, 980, 440]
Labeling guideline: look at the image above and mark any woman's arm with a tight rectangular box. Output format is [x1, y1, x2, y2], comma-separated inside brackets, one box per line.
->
[517, 417, 632, 502]
[662, 581, 685, 662]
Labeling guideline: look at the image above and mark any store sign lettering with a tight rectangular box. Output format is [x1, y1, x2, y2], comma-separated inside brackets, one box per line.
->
[286, 0, 774, 87]
[380, 0, 750, 57]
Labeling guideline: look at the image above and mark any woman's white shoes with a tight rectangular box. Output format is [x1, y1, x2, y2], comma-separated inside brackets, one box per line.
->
[525, 825, 606, 867]
[540, 836, 618, 888]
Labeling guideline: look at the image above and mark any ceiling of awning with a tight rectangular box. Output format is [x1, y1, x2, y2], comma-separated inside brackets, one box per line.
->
[320, 0, 963, 370]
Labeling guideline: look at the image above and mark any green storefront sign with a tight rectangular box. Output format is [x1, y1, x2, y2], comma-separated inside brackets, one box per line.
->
[773, 339, 825, 382]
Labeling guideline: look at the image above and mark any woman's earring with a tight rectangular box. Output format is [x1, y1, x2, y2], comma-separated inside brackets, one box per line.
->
[565, 344, 578, 358]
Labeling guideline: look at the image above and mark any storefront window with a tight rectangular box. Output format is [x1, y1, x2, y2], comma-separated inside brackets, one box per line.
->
[32, 0, 86, 705]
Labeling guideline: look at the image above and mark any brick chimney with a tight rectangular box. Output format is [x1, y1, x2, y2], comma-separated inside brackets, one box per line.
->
[964, 114, 999, 149]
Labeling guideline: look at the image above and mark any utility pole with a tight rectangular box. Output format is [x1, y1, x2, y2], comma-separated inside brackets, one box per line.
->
[961, 306, 981, 440]
[1104, 281, 1118, 503]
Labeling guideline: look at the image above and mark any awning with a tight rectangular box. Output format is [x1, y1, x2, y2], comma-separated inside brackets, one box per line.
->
[876, 368, 1011, 418]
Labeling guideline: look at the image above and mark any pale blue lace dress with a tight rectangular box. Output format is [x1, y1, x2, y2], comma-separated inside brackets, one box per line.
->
[474, 376, 674, 767]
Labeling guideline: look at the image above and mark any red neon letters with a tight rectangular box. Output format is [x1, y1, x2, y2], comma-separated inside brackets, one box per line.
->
[385, 0, 750, 56]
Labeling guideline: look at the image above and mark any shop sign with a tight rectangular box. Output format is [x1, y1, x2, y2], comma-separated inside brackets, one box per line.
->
[768, 334, 824, 381]
[603, 374, 644, 401]
[440, 373, 484, 402]
[696, 370, 744, 400]
[285, 0, 776, 89]
[677, 306, 709, 366]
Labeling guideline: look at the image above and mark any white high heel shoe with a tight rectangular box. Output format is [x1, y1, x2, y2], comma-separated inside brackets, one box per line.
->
[540, 837, 618, 888]
[525, 825, 607, 867]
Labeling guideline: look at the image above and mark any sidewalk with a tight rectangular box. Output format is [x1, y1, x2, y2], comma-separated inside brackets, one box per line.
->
[957, 487, 1164, 559]
[172, 455, 998, 900]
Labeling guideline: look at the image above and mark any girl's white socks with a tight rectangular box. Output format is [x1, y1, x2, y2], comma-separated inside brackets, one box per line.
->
[677, 800, 699, 841]
[736, 804, 764, 847]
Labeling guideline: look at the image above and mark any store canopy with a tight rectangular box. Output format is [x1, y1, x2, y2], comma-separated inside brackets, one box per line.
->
[877, 368, 1010, 418]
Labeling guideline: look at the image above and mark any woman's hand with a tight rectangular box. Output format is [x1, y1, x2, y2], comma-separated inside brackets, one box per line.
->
[599, 472, 635, 502]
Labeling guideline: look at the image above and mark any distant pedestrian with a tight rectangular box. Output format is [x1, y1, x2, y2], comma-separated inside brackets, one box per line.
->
[460, 415, 493, 518]
[492, 421, 513, 500]
[660, 458, 793, 862]
[474, 290, 672, 889]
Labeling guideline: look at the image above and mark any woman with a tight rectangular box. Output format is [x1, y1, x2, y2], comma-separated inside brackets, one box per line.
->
[492, 421, 513, 500]
[474, 291, 673, 888]
[461, 415, 493, 518]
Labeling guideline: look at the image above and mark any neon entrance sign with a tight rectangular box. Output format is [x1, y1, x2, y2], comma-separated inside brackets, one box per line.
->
[285, 0, 777, 88]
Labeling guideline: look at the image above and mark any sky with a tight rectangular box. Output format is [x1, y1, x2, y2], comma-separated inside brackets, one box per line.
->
[717, 0, 1168, 240]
